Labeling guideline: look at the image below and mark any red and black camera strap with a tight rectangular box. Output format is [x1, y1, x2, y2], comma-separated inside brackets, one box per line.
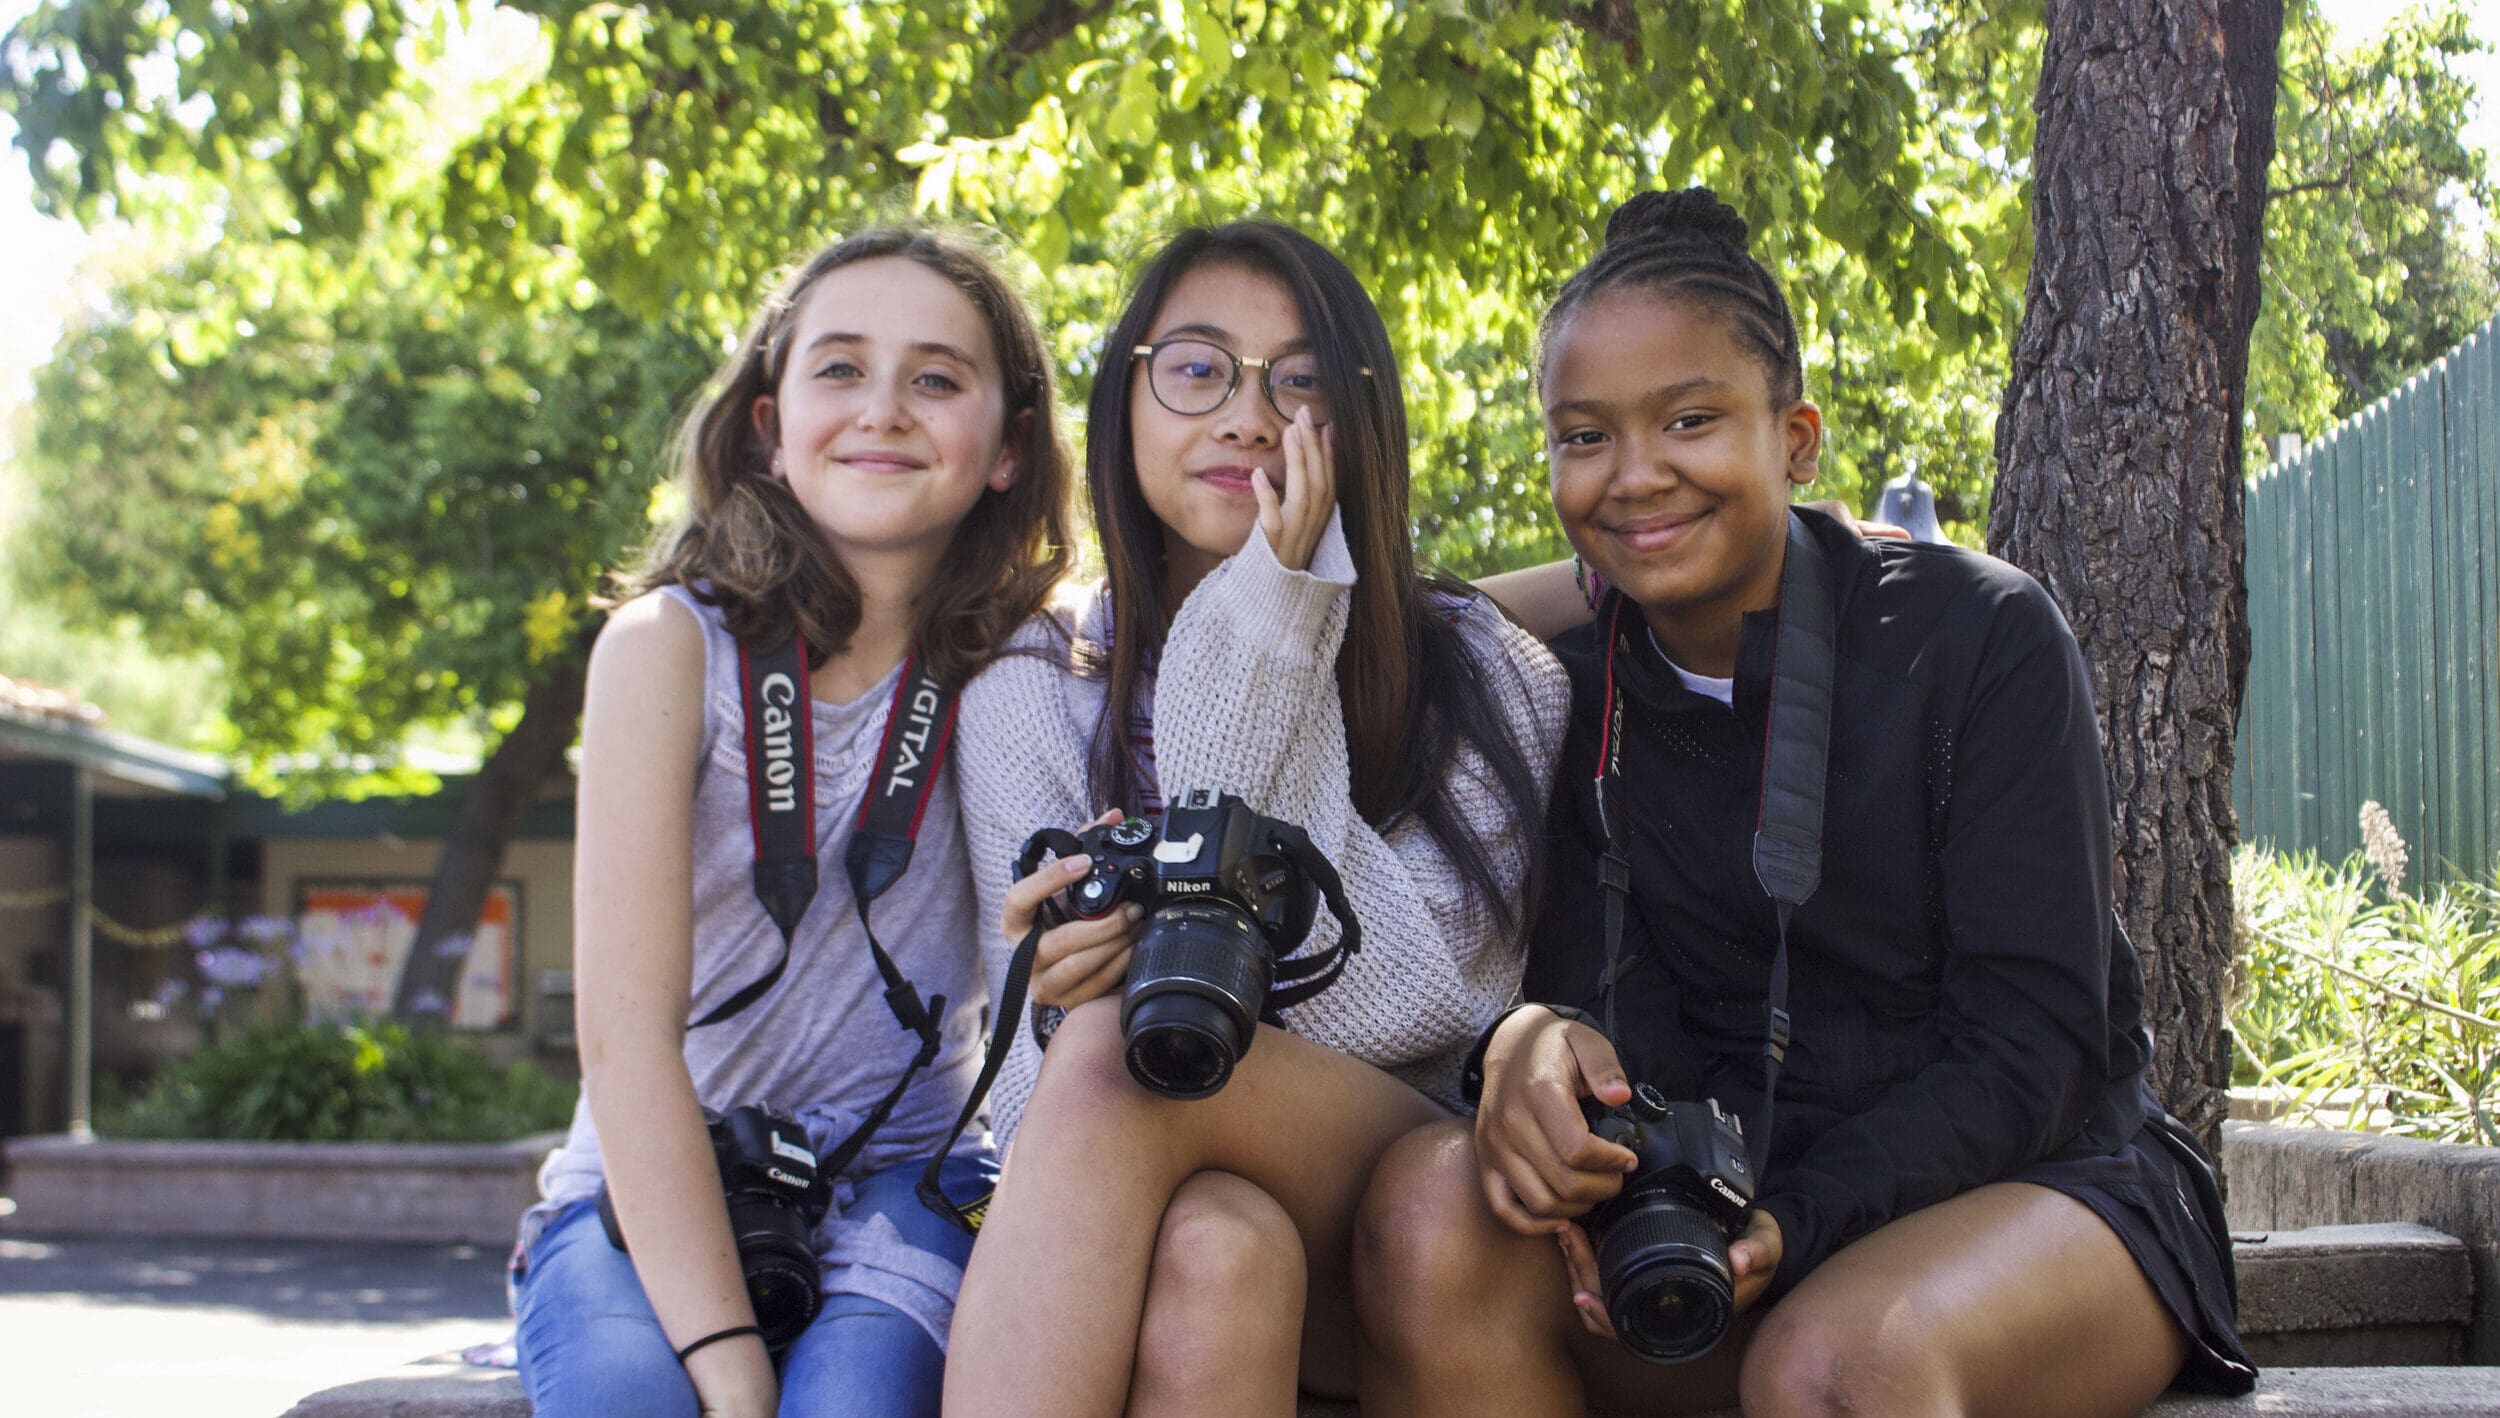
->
[692, 626, 957, 1178]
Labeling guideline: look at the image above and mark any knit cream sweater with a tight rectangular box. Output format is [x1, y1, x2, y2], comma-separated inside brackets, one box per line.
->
[957, 513, 1571, 1149]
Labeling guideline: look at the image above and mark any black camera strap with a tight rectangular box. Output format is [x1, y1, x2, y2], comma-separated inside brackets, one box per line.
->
[918, 825, 1084, 1235]
[1259, 822, 1363, 1015]
[1594, 513, 1834, 1180]
[690, 629, 956, 1176]
[914, 818, 1364, 1234]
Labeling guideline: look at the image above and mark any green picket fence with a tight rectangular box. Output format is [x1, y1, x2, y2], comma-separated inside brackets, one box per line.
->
[2234, 313, 2500, 880]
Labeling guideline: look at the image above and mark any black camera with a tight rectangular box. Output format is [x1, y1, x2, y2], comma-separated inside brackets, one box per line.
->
[1020, 788, 1355, 1099]
[1580, 1083, 1756, 1364]
[597, 1104, 833, 1351]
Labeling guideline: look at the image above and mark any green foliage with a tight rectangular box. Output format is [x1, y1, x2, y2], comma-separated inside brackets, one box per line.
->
[2232, 846, 2500, 1146]
[4, 0, 2042, 577]
[2, 0, 2490, 628]
[2249, 0, 2500, 456]
[12, 228, 713, 792]
[98, 1019, 575, 1142]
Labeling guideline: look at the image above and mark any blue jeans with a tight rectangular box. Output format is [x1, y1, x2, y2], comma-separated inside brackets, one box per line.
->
[515, 1151, 994, 1418]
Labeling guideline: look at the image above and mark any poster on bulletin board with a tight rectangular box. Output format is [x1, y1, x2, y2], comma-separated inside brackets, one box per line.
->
[293, 882, 520, 1030]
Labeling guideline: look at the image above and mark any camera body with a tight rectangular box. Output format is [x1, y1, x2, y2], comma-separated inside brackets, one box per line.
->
[1043, 788, 1326, 1098]
[1581, 1083, 1755, 1364]
[598, 1104, 833, 1351]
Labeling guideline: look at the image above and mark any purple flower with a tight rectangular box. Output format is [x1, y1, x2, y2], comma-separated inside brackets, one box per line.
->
[238, 915, 296, 947]
[194, 945, 273, 989]
[184, 916, 229, 951]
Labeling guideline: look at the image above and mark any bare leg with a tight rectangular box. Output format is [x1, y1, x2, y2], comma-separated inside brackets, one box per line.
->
[944, 998, 1447, 1418]
[1126, 1171, 1306, 1418]
[1728, 1182, 2188, 1418]
[1354, 1119, 1743, 1418]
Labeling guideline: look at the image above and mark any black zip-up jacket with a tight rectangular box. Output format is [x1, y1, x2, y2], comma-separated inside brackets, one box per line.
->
[1505, 509, 2154, 1300]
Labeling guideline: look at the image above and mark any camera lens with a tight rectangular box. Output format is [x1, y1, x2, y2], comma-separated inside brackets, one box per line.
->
[1120, 901, 1272, 1098]
[1594, 1192, 1736, 1363]
[726, 1197, 823, 1349]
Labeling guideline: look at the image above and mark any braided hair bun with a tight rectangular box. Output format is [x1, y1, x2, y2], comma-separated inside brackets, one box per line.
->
[1540, 184, 1803, 405]
[1604, 187, 1750, 251]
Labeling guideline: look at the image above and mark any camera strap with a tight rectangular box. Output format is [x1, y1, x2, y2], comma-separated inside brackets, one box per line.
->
[691, 629, 957, 1175]
[1594, 513, 1834, 1180]
[1259, 822, 1363, 1015]
[914, 816, 1365, 1235]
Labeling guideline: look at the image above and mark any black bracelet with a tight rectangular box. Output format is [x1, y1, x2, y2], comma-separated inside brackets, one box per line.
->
[675, 1324, 763, 1364]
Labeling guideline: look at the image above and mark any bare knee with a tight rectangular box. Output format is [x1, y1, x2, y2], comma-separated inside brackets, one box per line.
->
[1147, 1170, 1306, 1316]
[1132, 1172, 1304, 1397]
[1022, 997, 1148, 1128]
[1741, 1295, 1950, 1418]
[1354, 1120, 1548, 1359]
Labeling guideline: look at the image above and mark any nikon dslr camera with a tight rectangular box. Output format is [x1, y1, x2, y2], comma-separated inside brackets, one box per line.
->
[1580, 1084, 1756, 1363]
[1020, 788, 1354, 1100]
[598, 1104, 832, 1351]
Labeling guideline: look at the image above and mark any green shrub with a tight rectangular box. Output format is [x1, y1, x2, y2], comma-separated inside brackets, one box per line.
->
[100, 1021, 575, 1143]
[2232, 845, 2500, 1145]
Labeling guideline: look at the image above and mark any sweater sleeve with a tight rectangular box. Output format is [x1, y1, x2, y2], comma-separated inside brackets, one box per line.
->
[1751, 575, 2118, 1296]
[1152, 514, 1572, 1107]
[953, 611, 1098, 1151]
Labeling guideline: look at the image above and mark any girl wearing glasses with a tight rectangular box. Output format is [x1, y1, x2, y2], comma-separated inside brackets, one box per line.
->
[942, 222, 1569, 1417]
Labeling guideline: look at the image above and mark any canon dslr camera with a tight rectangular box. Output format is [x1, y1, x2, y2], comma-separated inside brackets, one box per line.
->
[1020, 788, 1352, 1099]
[598, 1104, 832, 1351]
[1580, 1083, 1756, 1363]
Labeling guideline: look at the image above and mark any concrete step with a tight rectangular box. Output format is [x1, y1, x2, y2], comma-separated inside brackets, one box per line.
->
[284, 1366, 2500, 1417]
[282, 1223, 2490, 1416]
[2235, 1222, 2475, 1365]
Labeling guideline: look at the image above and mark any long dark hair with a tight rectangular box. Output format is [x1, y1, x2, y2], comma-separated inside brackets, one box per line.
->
[1084, 221, 1544, 932]
[632, 227, 1074, 686]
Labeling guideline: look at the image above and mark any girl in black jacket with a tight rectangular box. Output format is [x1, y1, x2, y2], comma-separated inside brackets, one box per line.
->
[1351, 188, 2255, 1418]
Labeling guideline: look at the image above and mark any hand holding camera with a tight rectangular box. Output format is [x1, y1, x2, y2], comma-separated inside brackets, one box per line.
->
[1015, 789, 1358, 1099]
[1474, 1007, 1780, 1363]
[1001, 810, 1147, 1011]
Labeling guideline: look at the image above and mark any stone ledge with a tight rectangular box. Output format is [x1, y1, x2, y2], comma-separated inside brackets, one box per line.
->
[288, 1367, 2500, 1418]
[0, 1133, 561, 1247]
[2226, 1122, 2500, 1363]
[2235, 1222, 2473, 1365]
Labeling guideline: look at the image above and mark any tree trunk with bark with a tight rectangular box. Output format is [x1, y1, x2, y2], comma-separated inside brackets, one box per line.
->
[389, 656, 589, 1024]
[1991, 0, 2283, 1151]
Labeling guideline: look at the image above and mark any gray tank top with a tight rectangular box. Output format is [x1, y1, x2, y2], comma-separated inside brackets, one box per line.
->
[529, 586, 988, 1216]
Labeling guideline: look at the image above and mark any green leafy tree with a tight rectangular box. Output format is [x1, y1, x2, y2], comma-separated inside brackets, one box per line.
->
[17, 228, 711, 1018]
[2251, 0, 2499, 449]
[5, 0, 2029, 574]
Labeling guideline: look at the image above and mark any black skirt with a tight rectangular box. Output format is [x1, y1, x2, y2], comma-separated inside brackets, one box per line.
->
[2009, 1105, 2258, 1394]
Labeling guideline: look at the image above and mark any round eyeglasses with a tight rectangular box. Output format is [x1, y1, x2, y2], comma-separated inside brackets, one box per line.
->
[1132, 338, 1351, 423]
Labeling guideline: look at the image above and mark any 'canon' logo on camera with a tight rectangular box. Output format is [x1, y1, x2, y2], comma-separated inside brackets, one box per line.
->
[1708, 1176, 1745, 1208]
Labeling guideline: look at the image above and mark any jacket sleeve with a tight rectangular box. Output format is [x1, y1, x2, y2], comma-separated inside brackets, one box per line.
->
[1151, 514, 1572, 1100]
[952, 612, 1097, 1152]
[1752, 574, 2118, 1296]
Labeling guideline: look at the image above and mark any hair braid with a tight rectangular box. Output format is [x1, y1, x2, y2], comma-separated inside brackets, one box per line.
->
[1539, 186, 1805, 406]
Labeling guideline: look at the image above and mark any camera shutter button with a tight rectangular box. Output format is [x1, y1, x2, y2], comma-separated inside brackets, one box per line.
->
[1629, 1082, 1673, 1122]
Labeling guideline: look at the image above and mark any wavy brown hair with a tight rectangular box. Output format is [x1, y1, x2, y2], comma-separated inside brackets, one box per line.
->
[631, 227, 1073, 686]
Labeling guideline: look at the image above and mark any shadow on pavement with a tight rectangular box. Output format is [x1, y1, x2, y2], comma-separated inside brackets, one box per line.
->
[0, 1233, 510, 1324]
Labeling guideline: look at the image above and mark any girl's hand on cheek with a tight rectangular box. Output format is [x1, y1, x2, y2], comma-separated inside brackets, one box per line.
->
[1257, 407, 1338, 571]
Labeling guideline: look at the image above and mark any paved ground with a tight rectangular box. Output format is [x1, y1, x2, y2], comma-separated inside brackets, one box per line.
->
[0, 1228, 516, 1418]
